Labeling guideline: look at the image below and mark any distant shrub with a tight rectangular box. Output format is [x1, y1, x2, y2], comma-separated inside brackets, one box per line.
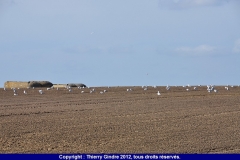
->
[28, 81, 53, 88]
[67, 83, 87, 87]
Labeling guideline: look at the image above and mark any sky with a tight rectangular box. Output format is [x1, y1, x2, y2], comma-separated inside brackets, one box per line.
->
[0, 0, 240, 87]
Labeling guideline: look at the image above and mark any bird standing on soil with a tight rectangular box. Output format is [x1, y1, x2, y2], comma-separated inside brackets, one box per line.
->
[14, 93, 18, 96]
[23, 90, 27, 94]
[157, 91, 161, 96]
[39, 90, 43, 94]
[166, 85, 170, 90]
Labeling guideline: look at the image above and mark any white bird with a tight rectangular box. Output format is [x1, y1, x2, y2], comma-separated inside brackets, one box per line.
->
[33, 87, 35, 89]
[157, 91, 161, 96]
[14, 93, 18, 96]
[81, 91, 84, 93]
[3, 88, 6, 91]
[90, 90, 93, 93]
[186, 88, 189, 91]
[193, 87, 197, 90]
[57, 87, 59, 90]
[166, 85, 170, 90]
[214, 89, 218, 93]
[39, 90, 43, 94]
[127, 89, 129, 92]
[47, 88, 51, 90]
[69, 88, 72, 92]
[23, 90, 27, 94]
[104, 90, 107, 93]
[144, 88, 147, 91]
[100, 91, 104, 94]
[225, 87, 229, 90]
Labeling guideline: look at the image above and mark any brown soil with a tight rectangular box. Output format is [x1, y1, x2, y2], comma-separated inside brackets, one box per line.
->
[0, 86, 240, 153]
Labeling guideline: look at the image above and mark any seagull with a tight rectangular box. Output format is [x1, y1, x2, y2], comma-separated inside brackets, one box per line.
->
[166, 86, 170, 90]
[3, 88, 6, 91]
[100, 91, 104, 94]
[39, 90, 43, 94]
[157, 91, 161, 96]
[186, 88, 189, 91]
[23, 90, 27, 94]
[104, 90, 107, 93]
[214, 89, 218, 93]
[69, 88, 72, 92]
[57, 87, 59, 90]
[81, 91, 84, 93]
[144, 88, 147, 91]
[14, 93, 18, 96]
[47, 88, 51, 90]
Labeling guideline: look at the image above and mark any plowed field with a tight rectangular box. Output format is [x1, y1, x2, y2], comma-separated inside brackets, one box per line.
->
[0, 86, 240, 153]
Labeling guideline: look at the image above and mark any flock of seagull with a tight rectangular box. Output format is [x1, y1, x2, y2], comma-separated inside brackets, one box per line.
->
[2, 84, 240, 96]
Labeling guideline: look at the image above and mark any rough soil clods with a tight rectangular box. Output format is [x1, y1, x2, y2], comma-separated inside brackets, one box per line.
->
[0, 86, 240, 153]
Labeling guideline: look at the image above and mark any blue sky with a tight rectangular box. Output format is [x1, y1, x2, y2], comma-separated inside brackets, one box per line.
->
[0, 0, 240, 87]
